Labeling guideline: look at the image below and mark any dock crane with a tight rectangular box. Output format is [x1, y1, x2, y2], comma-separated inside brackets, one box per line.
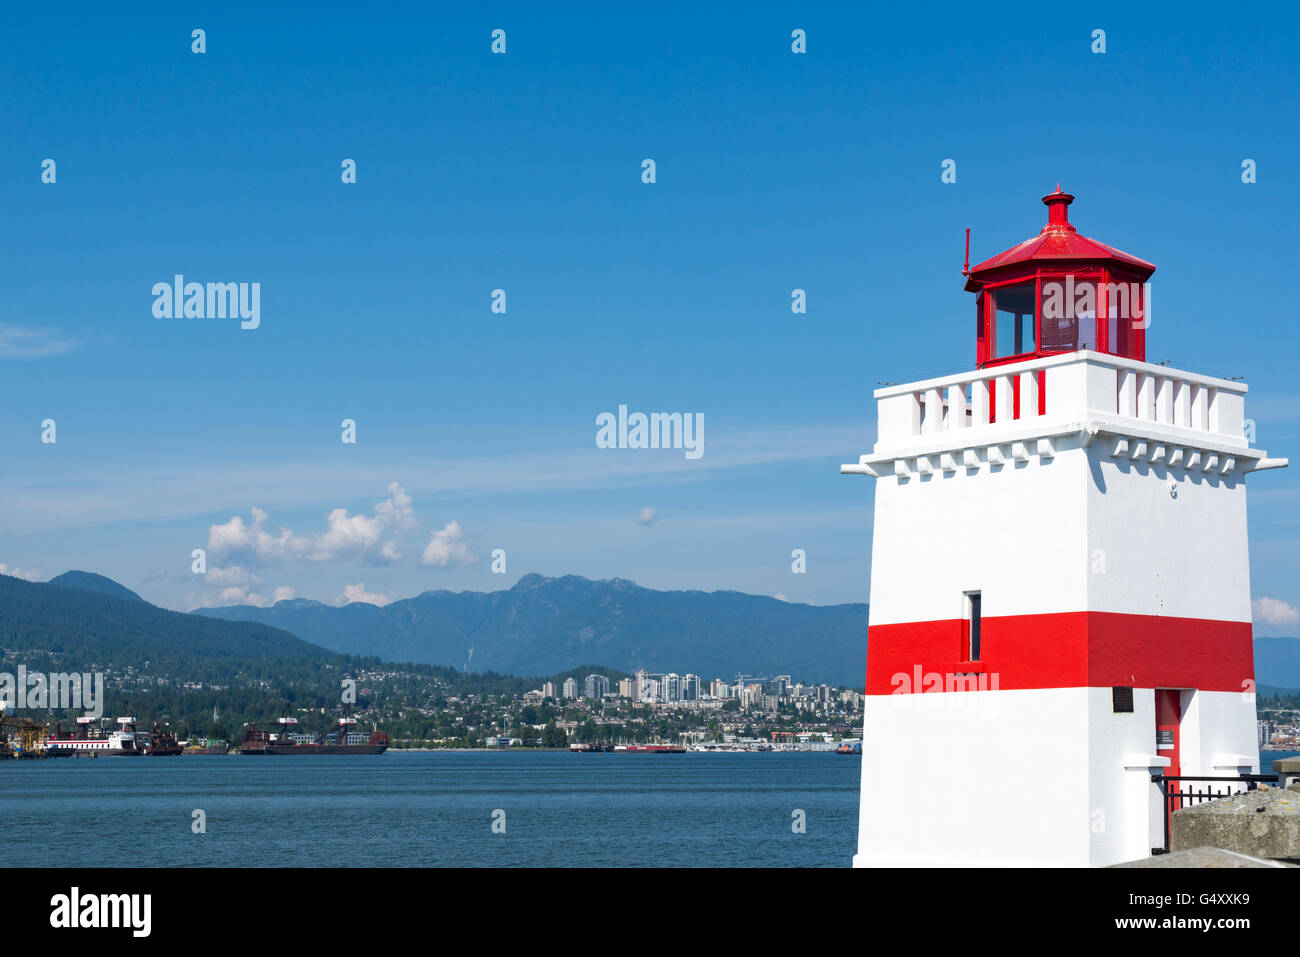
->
[0, 703, 49, 758]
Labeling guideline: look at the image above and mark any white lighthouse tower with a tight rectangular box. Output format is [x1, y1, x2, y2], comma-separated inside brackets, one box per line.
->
[841, 188, 1287, 867]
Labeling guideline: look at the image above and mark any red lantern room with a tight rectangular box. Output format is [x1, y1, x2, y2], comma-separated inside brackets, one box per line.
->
[964, 187, 1156, 370]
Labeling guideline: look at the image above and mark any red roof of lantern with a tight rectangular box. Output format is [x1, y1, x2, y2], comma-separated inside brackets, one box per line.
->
[963, 187, 1155, 290]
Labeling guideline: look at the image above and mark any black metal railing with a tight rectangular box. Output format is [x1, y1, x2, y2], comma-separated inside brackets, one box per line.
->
[1149, 773, 1278, 854]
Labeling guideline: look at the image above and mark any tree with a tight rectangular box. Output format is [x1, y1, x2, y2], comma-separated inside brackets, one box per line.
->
[541, 721, 568, 749]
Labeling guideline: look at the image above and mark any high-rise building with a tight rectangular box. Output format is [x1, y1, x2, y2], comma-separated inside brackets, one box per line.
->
[762, 675, 791, 696]
[542, 681, 558, 700]
[681, 674, 701, 701]
[635, 670, 655, 703]
[618, 677, 636, 698]
[662, 673, 682, 702]
[584, 674, 610, 699]
[561, 677, 578, 700]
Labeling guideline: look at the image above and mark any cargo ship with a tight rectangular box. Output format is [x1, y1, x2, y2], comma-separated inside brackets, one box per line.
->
[145, 722, 183, 756]
[612, 744, 686, 753]
[238, 717, 388, 755]
[46, 716, 143, 756]
[835, 740, 862, 755]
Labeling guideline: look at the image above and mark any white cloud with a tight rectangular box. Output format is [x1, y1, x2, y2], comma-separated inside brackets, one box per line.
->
[0, 563, 40, 581]
[204, 565, 258, 587]
[0, 322, 77, 359]
[337, 583, 392, 607]
[311, 507, 388, 560]
[208, 482, 415, 566]
[374, 482, 416, 530]
[421, 520, 478, 567]
[311, 482, 415, 563]
[637, 507, 657, 526]
[1253, 597, 1300, 628]
[188, 583, 295, 609]
[207, 507, 306, 563]
[195, 483, 474, 607]
[0, 423, 873, 535]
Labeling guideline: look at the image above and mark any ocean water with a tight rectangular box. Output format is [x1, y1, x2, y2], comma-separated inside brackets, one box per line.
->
[0, 751, 860, 867]
[8, 750, 1292, 867]
[1260, 749, 1300, 770]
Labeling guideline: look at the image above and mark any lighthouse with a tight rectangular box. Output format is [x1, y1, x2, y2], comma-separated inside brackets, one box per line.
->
[841, 189, 1288, 867]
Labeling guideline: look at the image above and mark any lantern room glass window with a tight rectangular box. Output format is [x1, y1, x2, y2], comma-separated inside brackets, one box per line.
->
[1040, 277, 1101, 352]
[991, 283, 1036, 359]
[1106, 279, 1144, 358]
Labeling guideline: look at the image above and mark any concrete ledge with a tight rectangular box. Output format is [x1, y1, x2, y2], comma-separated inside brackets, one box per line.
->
[853, 851, 1082, 868]
[1123, 753, 1171, 770]
[1171, 786, 1300, 860]
[1112, 846, 1294, 868]
[1210, 752, 1256, 770]
[1273, 756, 1300, 788]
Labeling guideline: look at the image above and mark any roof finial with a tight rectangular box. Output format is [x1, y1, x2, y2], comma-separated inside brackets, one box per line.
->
[1042, 185, 1075, 231]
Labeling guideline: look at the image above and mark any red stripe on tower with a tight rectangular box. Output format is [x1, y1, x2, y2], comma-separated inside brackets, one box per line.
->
[865, 612, 1253, 695]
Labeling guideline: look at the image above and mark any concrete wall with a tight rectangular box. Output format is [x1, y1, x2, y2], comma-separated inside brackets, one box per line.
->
[868, 442, 1090, 626]
[856, 688, 1094, 866]
[1083, 445, 1251, 623]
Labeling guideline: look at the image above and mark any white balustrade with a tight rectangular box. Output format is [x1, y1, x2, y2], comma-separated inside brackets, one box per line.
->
[874, 352, 1248, 448]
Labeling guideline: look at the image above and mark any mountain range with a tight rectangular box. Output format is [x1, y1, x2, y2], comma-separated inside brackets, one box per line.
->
[1254, 637, 1300, 691]
[0, 572, 618, 734]
[198, 573, 870, 685]
[2, 571, 343, 685]
[47, 570, 145, 604]
[4, 569, 1299, 694]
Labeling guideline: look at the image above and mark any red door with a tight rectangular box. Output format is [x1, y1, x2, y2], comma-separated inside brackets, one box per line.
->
[1155, 690, 1182, 815]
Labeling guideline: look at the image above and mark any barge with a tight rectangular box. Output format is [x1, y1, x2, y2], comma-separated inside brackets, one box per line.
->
[239, 717, 388, 755]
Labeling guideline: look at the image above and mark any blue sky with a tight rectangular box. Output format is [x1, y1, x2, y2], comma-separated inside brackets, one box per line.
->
[1, 3, 1298, 630]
